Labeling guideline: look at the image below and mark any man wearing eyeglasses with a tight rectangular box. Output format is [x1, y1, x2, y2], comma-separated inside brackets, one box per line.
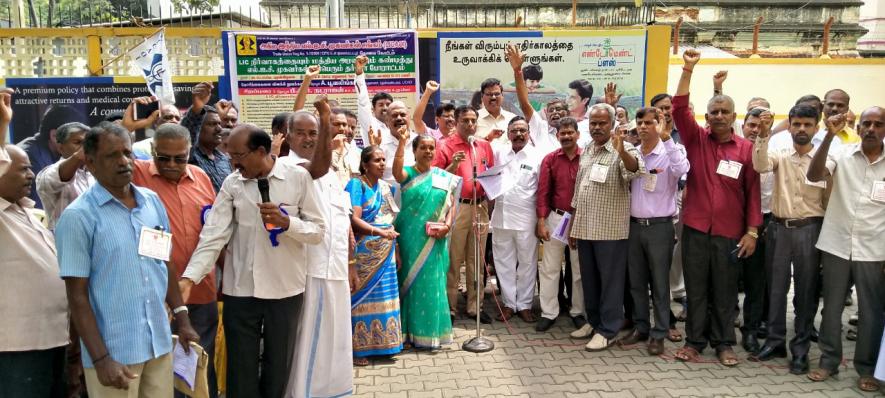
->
[188, 105, 232, 193]
[476, 78, 516, 145]
[132, 123, 220, 397]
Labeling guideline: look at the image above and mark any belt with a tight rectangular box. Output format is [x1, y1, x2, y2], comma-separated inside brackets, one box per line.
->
[459, 197, 486, 204]
[772, 216, 823, 229]
[553, 208, 569, 216]
[630, 216, 673, 226]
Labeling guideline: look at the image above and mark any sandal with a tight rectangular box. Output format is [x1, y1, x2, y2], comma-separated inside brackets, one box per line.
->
[353, 357, 369, 366]
[674, 346, 700, 362]
[858, 376, 881, 392]
[717, 348, 739, 367]
[667, 328, 683, 343]
[807, 368, 838, 382]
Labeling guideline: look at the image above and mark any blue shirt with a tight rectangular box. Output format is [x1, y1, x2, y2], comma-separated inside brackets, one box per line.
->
[56, 183, 173, 367]
[189, 146, 232, 193]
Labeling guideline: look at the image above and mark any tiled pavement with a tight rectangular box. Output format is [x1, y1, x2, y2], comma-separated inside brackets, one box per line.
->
[353, 289, 879, 398]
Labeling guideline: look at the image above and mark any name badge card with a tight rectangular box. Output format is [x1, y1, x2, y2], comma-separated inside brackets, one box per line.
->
[138, 226, 172, 261]
[589, 164, 609, 183]
[716, 160, 742, 179]
[872, 180, 885, 204]
[642, 174, 658, 192]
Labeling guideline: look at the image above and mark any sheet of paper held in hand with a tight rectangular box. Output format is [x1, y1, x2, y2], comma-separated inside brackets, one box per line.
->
[476, 160, 512, 200]
[173, 342, 198, 390]
[551, 212, 572, 244]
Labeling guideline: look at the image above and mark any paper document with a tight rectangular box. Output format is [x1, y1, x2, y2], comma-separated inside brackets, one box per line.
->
[551, 212, 572, 244]
[476, 161, 513, 200]
[173, 342, 199, 389]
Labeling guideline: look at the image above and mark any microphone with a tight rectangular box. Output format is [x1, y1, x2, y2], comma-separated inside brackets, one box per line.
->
[257, 178, 274, 230]
[467, 135, 476, 146]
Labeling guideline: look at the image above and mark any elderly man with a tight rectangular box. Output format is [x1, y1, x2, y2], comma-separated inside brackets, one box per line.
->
[671, 50, 762, 367]
[130, 123, 220, 397]
[475, 78, 516, 143]
[126, 96, 184, 159]
[806, 108, 885, 392]
[433, 105, 495, 323]
[36, 122, 93, 230]
[57, 122, 199, 397]
[750, 104, 827, 375]
[0, 90, 70, 398]
[181, 124, 325, 398]
[490, 116, 543, 323]
[571, 102, 644, 352]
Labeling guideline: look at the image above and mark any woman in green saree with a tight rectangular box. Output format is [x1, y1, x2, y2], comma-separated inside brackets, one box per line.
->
[392, 131, 461, 350]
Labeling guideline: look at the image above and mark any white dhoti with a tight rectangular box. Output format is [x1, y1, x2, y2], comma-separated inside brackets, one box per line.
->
[287, 277, 353, 398]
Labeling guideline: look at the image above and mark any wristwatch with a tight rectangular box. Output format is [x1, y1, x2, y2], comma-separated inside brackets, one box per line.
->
[746, 231, 759, 239]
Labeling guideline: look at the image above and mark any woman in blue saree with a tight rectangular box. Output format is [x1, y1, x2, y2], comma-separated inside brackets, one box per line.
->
[392, 132, 461, 350]
[345, 145, 402, 366]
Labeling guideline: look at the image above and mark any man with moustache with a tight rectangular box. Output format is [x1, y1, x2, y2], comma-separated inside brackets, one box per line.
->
[749, 105, 827, 375]
[623, 107, 688, 355]
[571, 103, 644, 351]
[820, 89, 860, 144]
[507, 44, 578, 155]
[130, 123, 220, 397]
[56, 122, 199, 397]
[330, 108, 361, 184]
[433, 105, 495, 323]
[475, 78, 516, 144]
[806, 108, 885, 392]
[377, 101, 416, 186]
[188, 106, 232, 193]
[490, 116, 543, 323]
[413, 80, 456, 141]
[535, 117, 588, 333]
[354, 55, 394, 146]
[35, 122, 93, 230]
[671, 50, 762, 366]
[180, 124, 326, 398]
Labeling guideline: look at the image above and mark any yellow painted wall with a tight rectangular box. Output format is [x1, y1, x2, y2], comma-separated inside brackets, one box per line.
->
[665, 59, 885, 121]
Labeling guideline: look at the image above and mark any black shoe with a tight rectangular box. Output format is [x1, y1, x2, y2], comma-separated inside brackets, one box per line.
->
[789, 355, 810, 375]
[756, 322, 769, 339]
[618, 329, 649, 346]
[535, 317, 555, 332]
[847, 328, 857, 341]
[810, 326, 819, 343]
[479, 311, 493, 324]
[572, 315, 588, 329]
[742, 332, 761, 355]
[750, 345, 787, 362]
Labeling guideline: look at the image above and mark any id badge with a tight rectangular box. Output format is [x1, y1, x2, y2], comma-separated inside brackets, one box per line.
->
[716, 160, 742, 179]
[642, 174, 658, 192]
[589, 163, 609, 183]
[138, 226, 172, 261]
[872, 180, 885, 204]
[432, 173, 448, 191]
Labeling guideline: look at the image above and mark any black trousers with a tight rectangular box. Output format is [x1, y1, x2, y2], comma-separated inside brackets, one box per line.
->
[0, 345, 66, 398]
[223, 294, 302, 398]
[627, 221, 675, 339]
[577, 239, 628, 339]
[818, 253, 885, 376]
[739, 214, 771, 335]
[175, 302, 219, 398]
[763, 220, 821, 357]
[682, 227, 740, 352]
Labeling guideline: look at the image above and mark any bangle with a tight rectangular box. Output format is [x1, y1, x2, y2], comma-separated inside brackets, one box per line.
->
[93, 353, 110, 364]
[682, 67, 693, 73]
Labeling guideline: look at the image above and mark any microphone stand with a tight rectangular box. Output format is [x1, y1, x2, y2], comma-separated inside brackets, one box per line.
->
[462, 137, 494, 353]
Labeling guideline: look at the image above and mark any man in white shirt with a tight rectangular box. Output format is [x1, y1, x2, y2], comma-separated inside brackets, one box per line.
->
[354, 55, 393, 147]
[490, 116, 543, 323]
[283, 98, 356, 398]
[36, 122, 94, 229]
[806, 108, 885, 392]
[180, 124, 326, 398]
[475, 78, 516, 144]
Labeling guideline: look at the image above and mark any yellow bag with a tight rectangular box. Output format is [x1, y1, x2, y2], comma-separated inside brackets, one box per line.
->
[172, 337, 210, 398]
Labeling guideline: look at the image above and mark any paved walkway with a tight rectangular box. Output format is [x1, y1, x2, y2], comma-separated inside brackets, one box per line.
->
[353, 288, 877, 397]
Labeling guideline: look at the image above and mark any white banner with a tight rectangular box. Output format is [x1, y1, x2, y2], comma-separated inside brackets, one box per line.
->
[128, 30, 175, 105]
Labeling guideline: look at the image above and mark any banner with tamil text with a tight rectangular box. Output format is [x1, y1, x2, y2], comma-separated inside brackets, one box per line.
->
[223, 30, 419, 132]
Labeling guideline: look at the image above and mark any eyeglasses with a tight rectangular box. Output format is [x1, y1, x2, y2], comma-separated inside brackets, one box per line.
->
[228, 150, 254, 160]
[508, 128, 529, 134]
[154, 154, 189, 164]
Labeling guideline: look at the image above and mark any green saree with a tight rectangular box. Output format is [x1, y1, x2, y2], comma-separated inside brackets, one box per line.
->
[395, 166, 461, 349]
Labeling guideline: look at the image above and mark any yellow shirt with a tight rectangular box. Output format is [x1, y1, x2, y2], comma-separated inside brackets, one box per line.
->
[837, 126, 861, 144]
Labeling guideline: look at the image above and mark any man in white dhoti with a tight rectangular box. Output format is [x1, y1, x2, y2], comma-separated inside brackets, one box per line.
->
[285, 96, 358, 397]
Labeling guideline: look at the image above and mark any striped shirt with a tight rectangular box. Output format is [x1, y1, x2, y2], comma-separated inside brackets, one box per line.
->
[189, 146, 232, 193]
[56, 183, 173, 368]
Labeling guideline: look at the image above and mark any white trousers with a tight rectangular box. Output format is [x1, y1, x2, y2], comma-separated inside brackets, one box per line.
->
[287, 277, 353, 398]
[539, 212, 585, 321]
[492, 227, 538, 311]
